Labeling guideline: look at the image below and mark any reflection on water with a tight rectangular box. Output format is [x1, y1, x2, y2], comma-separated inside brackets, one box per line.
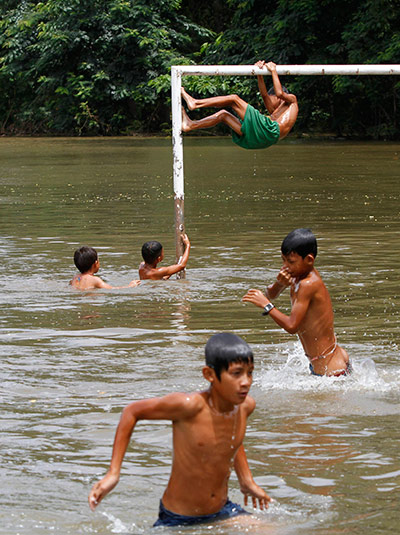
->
[0, 138, 399, 534]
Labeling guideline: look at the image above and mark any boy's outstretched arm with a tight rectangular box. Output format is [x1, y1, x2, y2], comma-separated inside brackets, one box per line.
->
[234, 445, 271, 509]
[154, 233, 191, 279]
[93, 277, 113, 289]
[88, 393, 200, 511]
[92, 277, 140, 290]
[89, 401, 138, 510]
[255, 60, 276, 115]
[243, 281, 313, 334]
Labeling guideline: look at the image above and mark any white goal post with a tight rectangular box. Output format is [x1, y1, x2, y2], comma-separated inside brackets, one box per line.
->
[171, 64, 400, 274]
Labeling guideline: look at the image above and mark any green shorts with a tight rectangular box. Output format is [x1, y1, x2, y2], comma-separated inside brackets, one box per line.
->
[232, 104, 280, 150]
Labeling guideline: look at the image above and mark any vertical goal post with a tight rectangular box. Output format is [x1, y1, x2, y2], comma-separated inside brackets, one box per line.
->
[171, 64, 400, 277]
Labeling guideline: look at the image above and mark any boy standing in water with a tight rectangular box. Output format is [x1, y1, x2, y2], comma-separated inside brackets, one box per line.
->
[70, 246, 140, 290]
[243, 229, 351, 377]
[181, 60, 298, 150]
[139, 234, 191, 280]
[89, 333, 271, 527]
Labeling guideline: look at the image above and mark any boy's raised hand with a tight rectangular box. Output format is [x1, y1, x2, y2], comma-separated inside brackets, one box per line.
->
[242, 289, 269, 309]
[276, 267, 292, 287]
[128, 279, 141, 287]
[266, 61, 277, 72]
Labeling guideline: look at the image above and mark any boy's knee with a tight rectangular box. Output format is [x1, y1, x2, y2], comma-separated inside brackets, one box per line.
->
[217, 110, 231, 122]
[216, 110, 232, 124]
[229, 94, 240, 104]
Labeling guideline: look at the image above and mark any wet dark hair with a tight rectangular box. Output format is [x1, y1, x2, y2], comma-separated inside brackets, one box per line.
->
[205, 333, 253, 381]
[281, 228, 317, 259]
[141, 240, 163, 264]
[74, 246, 98, 273]
[268, 85, 289, 95]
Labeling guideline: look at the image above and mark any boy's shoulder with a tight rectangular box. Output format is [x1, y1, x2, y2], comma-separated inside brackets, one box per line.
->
[70, 273, 101, 290]
[139, 261, 158, 278]
[294, 269, 322, 291]
[162, 391, 208, 421]
[70, 273, 85, 287]
[139, 261, 173, 280]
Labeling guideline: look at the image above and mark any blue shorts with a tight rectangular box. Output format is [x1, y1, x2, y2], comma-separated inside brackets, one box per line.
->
[309, 362, 352, 377]
[153, 499, 249, 527]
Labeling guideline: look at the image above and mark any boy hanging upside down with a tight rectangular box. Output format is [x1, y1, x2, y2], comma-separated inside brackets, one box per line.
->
[181, 60, 298, 149]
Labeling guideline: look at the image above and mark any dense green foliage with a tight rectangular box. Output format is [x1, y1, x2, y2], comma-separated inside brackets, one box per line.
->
[1, 0, 399, 137]
[0, 0, 211, 134]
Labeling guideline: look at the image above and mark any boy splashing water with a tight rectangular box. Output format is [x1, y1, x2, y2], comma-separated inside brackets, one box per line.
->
[181, 61, 298, 149]
[243, 229, 351, 377]
[89, 333, 271, 527]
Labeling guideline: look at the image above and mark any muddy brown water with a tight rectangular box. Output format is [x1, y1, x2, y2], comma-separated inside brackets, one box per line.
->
[0, 137, 399, 534]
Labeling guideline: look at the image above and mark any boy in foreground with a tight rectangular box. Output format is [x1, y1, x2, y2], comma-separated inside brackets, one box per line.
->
[181, 60, 298, 150]
[139, 233, 190, 280]
[243, 229, 351, 377]
[70, 246, 140, 290]
[88, 333, 271, 527]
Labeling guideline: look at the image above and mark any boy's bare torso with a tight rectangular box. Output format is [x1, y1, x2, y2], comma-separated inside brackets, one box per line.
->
[162, 391, 251, 515]
[271, 100, 299, 140]
[291, 270, 349, 374]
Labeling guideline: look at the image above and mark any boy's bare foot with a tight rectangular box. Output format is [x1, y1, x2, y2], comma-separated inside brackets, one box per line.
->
[181, 87, 196, 111]
[181, 108, 192, 132]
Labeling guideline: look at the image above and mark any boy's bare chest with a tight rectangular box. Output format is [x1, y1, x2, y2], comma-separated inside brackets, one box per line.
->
[175, 411, 246, 456]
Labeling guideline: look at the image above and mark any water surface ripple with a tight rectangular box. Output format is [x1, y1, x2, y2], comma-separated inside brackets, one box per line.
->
[1, 138, 399, 534]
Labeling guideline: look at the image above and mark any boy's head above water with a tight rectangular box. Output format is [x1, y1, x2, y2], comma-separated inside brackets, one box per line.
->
[141, 241, 163, 264]
[281, 228, 317, 279]
[74, 246, 98, 273]
[281, 228, 317, 259]
[205, 333, 253, 381]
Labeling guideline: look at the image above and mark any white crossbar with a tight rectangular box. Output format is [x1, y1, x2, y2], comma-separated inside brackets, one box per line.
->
[174, 64, 400, 76]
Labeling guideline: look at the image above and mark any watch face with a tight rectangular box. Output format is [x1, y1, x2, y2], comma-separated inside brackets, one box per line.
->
[262, 303, 274, 315]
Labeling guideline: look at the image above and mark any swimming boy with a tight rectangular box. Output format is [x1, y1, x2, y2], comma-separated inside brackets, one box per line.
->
[181, 60, 298, 150]
[88, 333, 271, 527]
[139, 233, 190, 280]
[242, 229, 351, 377]
[70, 246, 140, 290]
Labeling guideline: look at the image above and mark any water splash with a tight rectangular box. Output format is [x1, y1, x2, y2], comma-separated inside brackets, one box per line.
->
[101, 511, 145, 534]
[255, 342, 400, 394]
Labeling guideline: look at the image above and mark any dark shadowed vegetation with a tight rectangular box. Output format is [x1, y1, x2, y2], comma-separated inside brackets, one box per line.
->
[0, 0, 399, 137]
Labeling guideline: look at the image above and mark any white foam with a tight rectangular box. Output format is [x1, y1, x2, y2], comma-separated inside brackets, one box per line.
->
[255, 342, 400, 394]
[101, 511, 144, 534]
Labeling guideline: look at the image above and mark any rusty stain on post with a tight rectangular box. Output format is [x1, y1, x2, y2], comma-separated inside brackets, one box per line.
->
[174, 198, 185, 279]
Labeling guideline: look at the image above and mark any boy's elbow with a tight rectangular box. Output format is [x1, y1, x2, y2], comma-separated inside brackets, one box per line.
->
[179, 258, 188, 269]
[285, 324, 299, 335]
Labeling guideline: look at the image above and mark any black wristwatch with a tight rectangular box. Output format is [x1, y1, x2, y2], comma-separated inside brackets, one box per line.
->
[262, 303, 275, 316]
